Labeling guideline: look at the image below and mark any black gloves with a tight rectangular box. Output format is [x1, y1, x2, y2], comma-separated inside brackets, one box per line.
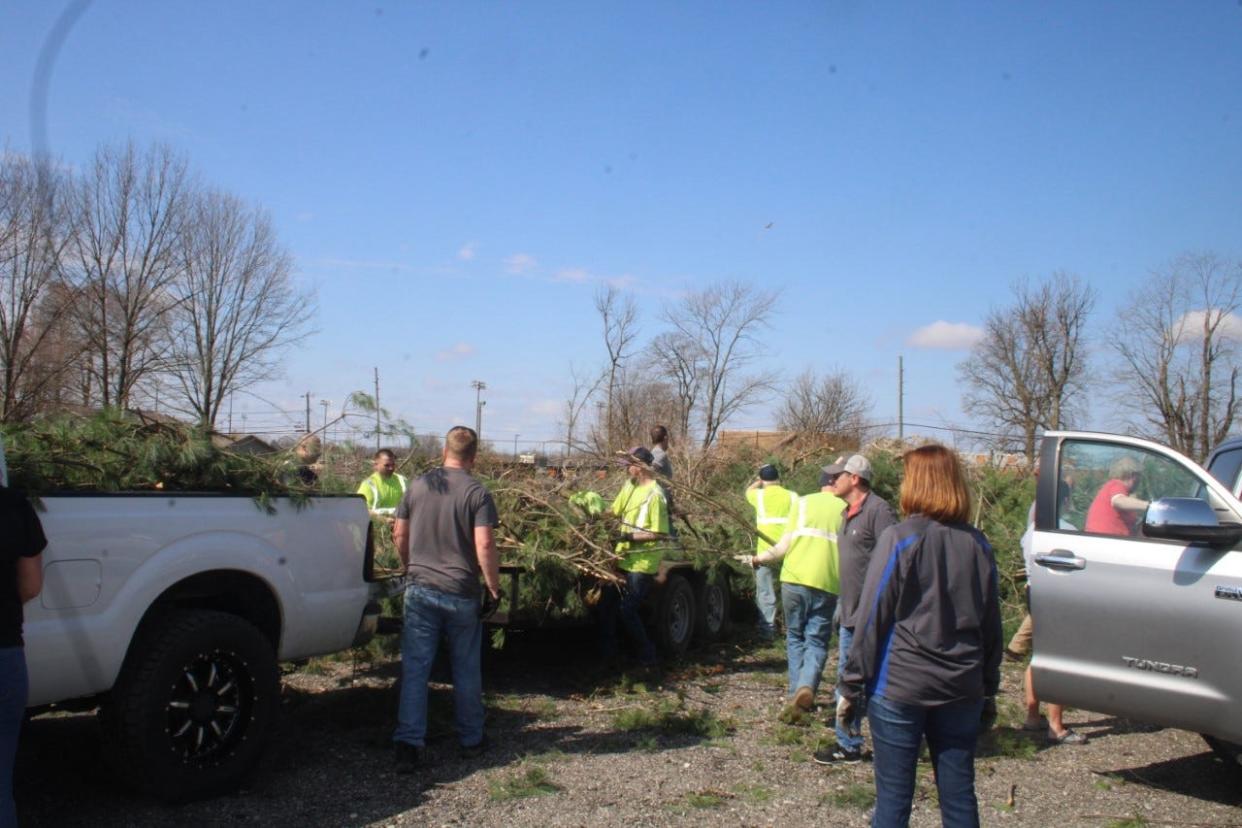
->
[479, 590, 501, 620]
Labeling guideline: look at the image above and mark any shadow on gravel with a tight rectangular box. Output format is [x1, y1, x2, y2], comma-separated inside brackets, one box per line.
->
[1096, 751, 1242, 807]
[16, 626, 777, 827]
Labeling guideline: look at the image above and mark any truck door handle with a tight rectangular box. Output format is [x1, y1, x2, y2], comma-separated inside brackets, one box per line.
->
[1034, 550, 1086, 571]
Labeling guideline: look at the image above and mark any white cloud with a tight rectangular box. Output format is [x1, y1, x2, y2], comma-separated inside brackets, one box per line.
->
[457, 242, 477, 261]
[906, 321, 985, 350]
[434, 342, 477, 362]
[504, 253, 538, 274]
[1173, 309, 1242, 344]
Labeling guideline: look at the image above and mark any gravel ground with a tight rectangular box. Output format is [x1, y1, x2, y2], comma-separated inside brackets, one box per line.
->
[16, 628, 1242, 827]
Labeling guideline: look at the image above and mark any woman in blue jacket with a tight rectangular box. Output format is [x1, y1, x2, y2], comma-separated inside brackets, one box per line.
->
[838, 444, 1002, 828]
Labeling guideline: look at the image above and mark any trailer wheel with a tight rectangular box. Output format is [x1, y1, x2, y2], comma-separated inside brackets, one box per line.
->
[655, 574, 696, 657]
[694, 573, 731, 644]
[104, 609, 280, 802]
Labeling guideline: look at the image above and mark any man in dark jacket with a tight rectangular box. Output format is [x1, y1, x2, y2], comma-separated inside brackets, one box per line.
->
[815, 453, 895, 764]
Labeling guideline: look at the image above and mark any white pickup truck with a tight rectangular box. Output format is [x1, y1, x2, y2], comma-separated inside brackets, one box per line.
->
[24, 492, 381, 801]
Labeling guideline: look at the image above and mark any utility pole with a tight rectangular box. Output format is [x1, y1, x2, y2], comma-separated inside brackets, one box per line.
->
[897, 355, 905, 444]
[471, 380, 486, 441]
[373, 367, 381, 452]
[513, 433, 520, 459]
[320, 399, 330, 438]
[304, 392, 312, 433]
[227, 393, 234, 433]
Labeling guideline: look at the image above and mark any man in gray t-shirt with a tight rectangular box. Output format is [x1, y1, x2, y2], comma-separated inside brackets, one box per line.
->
[392, 426, 500, 773]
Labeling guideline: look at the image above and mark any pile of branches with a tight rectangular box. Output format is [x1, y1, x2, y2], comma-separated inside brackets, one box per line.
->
[2, 411, 314, 511]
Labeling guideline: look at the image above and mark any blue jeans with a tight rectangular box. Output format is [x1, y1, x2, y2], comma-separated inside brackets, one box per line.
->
[834, 625, 863, 751]
[781, 583, 836, 697]
[0, 647, 28, 828]
[394, 583, 485, 749]
[754, 565, 778, 637]
[867, 694, 984, 828]
[599, 571, 656, 665]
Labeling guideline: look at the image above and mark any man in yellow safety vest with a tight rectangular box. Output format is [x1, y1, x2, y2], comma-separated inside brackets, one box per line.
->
[745, 464, 797, 641]
[600, 446, 670, 668]
[745, 465, 844, 713]
[357, 449, 409, 515]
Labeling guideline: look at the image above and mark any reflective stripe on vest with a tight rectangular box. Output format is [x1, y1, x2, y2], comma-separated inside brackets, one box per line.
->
[634, 485, 662, 530]
[756, 486, 794, 524]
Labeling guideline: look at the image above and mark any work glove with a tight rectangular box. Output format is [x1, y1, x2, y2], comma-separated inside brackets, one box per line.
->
[980, 696, 998, 732]
[479, 589, 501, 620]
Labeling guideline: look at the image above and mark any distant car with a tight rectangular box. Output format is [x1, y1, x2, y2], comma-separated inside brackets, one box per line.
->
[1028, 431, 1242, 769]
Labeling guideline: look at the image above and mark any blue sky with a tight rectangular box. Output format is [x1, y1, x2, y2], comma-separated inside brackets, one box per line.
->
[4, 1, 1242, 451]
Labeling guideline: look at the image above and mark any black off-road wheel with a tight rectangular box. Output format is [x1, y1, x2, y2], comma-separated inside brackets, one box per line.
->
[693, 572, 731, 644]
[1203, 735, 1242, 771]
[654, 574, 696, 657]
[104, 609, 280, 802]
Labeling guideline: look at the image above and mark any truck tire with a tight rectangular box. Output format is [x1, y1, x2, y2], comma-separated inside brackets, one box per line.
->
[1203, 735, 1242, 770]
[693, 572, 731, 644]
[654, 574, 696, 657]
[104, 609, 280, 802]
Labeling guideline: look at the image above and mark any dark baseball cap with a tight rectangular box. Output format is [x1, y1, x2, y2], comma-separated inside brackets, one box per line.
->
[758, 464, 779, 481]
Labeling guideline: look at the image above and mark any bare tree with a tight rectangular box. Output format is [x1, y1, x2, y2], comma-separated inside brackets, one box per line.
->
[594, 285, 639, 447]
[648, 330, 704, 442]
[778, 368, 872, 444]
[561, 361, 602, 455]
[166, 189, 312, 428]
[1114, 253, 1242, 463]
[69, 141, 191, 409]
[0, 153, 78, 421]
[663, 282, 778, 449]
[958, 273, 1095, 462]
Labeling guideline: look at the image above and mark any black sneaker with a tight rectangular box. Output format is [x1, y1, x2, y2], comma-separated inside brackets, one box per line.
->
[813, 746, 865, 765]
[394, 741, 423, 774]
[460, 735, 489, 759]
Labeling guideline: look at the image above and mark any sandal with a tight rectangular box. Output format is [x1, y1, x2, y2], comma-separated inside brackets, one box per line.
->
[1047, 728, 1088, 745]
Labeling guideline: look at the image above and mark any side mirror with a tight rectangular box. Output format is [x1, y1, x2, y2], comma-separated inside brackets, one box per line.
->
[1143, 497, 1242, 548]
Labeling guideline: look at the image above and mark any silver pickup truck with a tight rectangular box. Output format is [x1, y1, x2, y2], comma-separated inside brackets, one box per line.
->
[1028, 431, 1242, 768]
[25, 492, 381, 800]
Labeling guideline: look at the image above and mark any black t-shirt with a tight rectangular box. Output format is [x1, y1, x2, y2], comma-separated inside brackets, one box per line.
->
[1, 486, 48, 648]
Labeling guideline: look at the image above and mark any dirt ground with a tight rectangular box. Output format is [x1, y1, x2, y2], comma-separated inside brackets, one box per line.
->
[15, 627, 1242, 828]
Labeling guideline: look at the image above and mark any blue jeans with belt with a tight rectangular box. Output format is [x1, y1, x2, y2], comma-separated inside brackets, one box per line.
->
[394, 583, 485, 749]
[1, 646, 28, 828]
[780, 583, 836, 696]
[867, 694, 984, 828]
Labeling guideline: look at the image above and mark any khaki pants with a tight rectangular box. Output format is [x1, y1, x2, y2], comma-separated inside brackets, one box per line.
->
[1007, 613, 1033, 656]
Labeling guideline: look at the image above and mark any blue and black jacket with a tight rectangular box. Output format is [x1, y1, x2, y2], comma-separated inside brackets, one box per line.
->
[838, 515, 1002, 707]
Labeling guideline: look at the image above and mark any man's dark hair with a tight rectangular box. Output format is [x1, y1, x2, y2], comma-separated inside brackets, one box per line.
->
[374, 449, 396, 461]
[649, 425, 668, 446]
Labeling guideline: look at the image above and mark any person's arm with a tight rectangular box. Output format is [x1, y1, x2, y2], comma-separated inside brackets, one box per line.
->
[981, 552, 1003, 698]
[474, 525, 500, 599]
[393, 519, 410, 569]
[357, 479, 376, 510]
[1111, 492, 1149, 512]
[753, 532, 791, 565]
[838, 526, 904, 703]
[17, 553, 42, 603]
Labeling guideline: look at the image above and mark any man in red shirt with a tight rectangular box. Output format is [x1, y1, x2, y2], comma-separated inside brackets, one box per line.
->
[1085, 456, 1148, 536]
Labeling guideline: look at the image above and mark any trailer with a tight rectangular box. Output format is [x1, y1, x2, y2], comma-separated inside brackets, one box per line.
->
[490, 558, 736, 657]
